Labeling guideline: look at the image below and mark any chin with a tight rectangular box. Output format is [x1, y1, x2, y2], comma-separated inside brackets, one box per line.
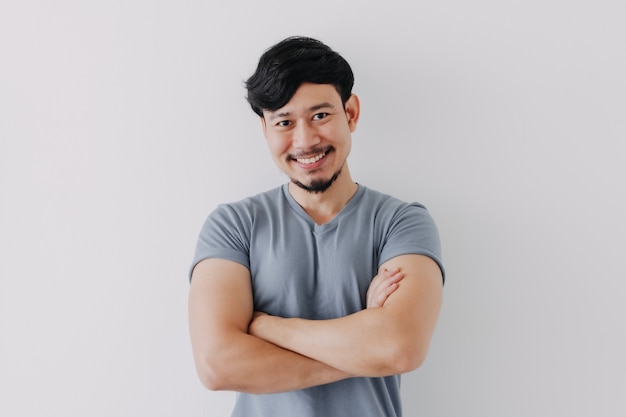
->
[292, 170, 341, 194]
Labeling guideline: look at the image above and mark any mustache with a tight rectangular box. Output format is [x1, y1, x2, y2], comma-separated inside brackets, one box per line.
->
[288, 146, 334, 160]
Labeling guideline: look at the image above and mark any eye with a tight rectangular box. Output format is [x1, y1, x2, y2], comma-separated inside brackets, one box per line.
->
[312, 112, 329, 121]
[276, 120, 291, 127]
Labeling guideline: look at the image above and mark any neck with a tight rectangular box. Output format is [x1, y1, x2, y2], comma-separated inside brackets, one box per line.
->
[288, 166, 358, 225]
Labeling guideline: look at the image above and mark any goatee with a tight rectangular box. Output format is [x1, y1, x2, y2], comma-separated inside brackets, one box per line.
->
[291, 168, 342, 194]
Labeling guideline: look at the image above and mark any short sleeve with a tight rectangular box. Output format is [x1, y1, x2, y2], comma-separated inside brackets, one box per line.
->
[189, 204, 251, 281]
[378, 203, 445, 283]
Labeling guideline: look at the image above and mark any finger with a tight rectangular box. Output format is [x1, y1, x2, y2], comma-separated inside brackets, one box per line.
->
[370, 267, 400, 288]
[385, 269, 403, 284]
[367, 270, 404, 308]
[372, 270, 403, 293]
[369, 268, 401, 292]
[374, 282, 399, 305]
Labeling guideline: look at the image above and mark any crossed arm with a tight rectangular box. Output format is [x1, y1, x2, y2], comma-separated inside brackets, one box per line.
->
[188, 254, 442, 394]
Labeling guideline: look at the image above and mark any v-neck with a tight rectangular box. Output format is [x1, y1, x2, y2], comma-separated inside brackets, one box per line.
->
[281, 183, 366, 234]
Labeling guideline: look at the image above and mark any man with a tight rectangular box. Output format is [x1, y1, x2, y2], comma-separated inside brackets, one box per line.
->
[188, 36, 444, 417]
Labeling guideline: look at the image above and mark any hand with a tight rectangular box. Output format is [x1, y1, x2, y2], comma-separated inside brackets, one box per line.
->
[366, 267, 403, 308]
[248, 311, 269, 336]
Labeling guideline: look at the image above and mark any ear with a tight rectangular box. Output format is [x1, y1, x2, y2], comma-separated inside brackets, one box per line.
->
[344, 94, 360, 132]
[260, 116, 268, 138]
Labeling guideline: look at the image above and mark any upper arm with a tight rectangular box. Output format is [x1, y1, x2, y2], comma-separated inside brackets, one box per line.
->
[377, 254, 443, 369]
[189, 258, 353, 392]
[188, 258, 252, 362]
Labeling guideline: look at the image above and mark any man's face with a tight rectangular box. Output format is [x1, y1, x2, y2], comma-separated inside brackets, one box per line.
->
[261, 83, 359, 193]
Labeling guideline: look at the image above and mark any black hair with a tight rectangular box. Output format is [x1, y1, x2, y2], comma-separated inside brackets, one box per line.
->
[245, 36, 354, 117]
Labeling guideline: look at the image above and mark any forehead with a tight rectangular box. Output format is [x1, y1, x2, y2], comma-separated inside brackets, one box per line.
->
[264, 83, 342, 119]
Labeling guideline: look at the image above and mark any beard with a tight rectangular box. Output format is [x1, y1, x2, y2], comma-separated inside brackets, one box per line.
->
[291, 167, 342, 194]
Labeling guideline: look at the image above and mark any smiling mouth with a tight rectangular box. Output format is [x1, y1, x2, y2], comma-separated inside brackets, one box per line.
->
[290, 147, 333, 166]
[295, 152, 326, 165]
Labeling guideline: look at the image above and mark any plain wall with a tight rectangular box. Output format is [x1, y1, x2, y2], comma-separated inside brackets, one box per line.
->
[1, 1, 624, 416]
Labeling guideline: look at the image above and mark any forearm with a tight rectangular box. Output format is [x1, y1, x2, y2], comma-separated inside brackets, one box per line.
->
[189, 258, 352, 394]
[192, 327, 352, 394]
[249, 255, 443, 377]
[250, 309, 414, 377]
[198, 267, 406, 389]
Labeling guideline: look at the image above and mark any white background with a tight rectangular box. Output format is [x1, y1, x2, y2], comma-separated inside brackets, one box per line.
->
[1, 1, 625, 416]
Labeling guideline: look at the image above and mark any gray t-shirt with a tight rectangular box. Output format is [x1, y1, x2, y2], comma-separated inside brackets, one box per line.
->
[191, 184, 444, 417]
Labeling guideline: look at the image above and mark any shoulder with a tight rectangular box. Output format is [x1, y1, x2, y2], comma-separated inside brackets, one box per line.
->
[192, 186, 285, 276]
[358, 185, 430, 220]
[198, 186, 285, 245]
[359, 186, 444, 281]
[209, 186, 284, 224]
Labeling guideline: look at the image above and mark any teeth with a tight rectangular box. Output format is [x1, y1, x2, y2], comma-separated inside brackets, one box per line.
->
[296, 152, 325, 164]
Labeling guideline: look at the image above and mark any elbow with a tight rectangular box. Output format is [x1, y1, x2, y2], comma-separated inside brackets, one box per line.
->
[385, 341, 431, 375]
[197, 361, 267, 395]
[195, 358, 230, 391]
[199, 371, 222, 392]
[197, 367, 222, 392]
[393, 348, 427, 374]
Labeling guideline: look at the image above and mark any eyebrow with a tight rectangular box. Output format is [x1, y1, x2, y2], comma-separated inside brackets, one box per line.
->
[267, 102, 336, 121]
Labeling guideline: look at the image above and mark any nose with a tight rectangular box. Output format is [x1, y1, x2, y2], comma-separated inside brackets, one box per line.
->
[292, 121, 320, 149]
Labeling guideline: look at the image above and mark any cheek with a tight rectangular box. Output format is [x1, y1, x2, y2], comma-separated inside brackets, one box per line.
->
[324, 122, 350, 137]
[266, 136, 291, 157]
